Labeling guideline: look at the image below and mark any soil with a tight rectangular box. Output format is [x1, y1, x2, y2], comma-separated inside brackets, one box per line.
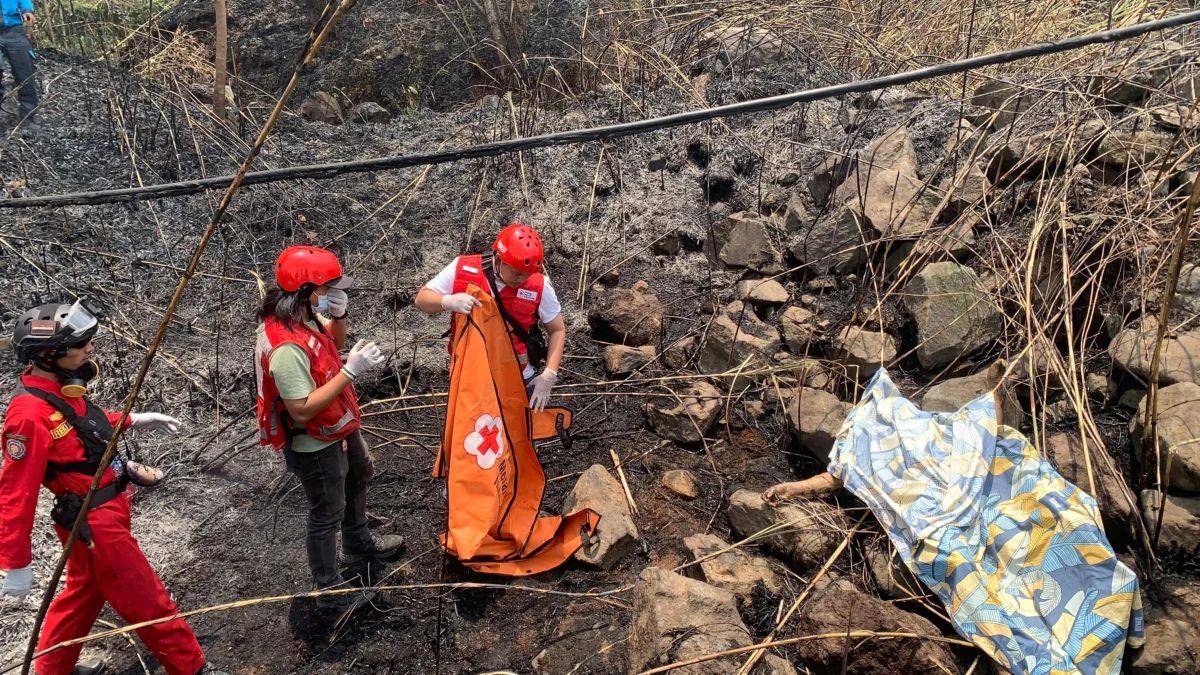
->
[1, 5, 1198, 674]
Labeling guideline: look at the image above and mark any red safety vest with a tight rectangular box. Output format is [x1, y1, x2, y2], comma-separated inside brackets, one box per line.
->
[451, 254, 544, 367]
[255, 316, 361, 450]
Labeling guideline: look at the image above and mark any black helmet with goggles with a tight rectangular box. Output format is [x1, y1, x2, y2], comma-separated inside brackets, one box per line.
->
[12, 299, 102, 365]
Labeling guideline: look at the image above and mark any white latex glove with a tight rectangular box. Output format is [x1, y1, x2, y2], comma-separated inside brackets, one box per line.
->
[343, 340, 385, 379]
[441, 293, 482, 316]
[327, 288, 348, 318]
[1, 566, 33, 600]
[528, 369, 558, 412]
[129, 412, 180, 433]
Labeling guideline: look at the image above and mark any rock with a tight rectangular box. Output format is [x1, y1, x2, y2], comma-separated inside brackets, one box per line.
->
[706, 210, 750, 261]
[903, 262, 1003, 369]
[1093, 129, 1172, 171]
[1009, 340, 1064, 392]
[744, 399, 766, 418]
[605, 345, 656, 376]
[349, 101, 390, 124]
[922, 367, 1021, 427]
[939, 161, 990, 215]
[797, 587, 960, 675]
[652, 232, 681, 256]
[531, 603, 625, 675]
[807, 277, 837, 292]
[858, 126, 919, 178]
[698, 302, 781, 386]
[780, 306, 816, 353]
[1150, 105, 1197, 133]
[808, 154, 855, 206]
[682, 533, 781, 602]
[1087, 373, 1109, 397]
[1093, 40, 1187, 107]
[1140, 490, 1200, 551]
[884, 215, 977, 274]
[727, 490, 848, 570]
[298, 92, 344, 124]
[866, 547, 922, 600]
[782, 193, 808, 233]
[1131, 382, 1200, 494]
[662, 336, 696, 370]
[661, 470, 699, 499]
[1045, 432, 1134, 539]
[968, 79, 1031, 129]
[1130, 619, 1200, 675]
[643, 381, 722, 443]
[829, 326, 897, 381]
[777, 171, 800, 187]
[704, 26, 789, 67]
[1173, 263, 1200, 317]
[718, 215, 786, 274]
[1110, 317, 1200, 387]
[735, 279, 789, 307]
[984, 130, 1073, 184]
[589, 285, 665, 347]
[799, 294, 817, 307]
[627, 567, 753, 675]
[944, 118, 987, 155]
[775, 356, 830, 389]
[786, 387, 851, 463]
[1120, 388, 1147, 411]
[834, 169, 942, 236]
[788, 202, 873, 274]
[563, 465, 639, 570]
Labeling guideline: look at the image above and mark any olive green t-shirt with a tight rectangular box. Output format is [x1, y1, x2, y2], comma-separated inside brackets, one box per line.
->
[269, 316, 339, 453]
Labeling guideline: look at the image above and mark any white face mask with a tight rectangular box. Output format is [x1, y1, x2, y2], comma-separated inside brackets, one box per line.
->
[315, 294, 329, 311]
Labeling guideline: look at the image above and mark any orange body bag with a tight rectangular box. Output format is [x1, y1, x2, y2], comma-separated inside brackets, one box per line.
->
[434, 284, 597, 575]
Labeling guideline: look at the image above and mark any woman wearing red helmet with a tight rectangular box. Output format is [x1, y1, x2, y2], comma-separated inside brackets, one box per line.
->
[415, 224, 566, 411]
[254, 246, 404, 611]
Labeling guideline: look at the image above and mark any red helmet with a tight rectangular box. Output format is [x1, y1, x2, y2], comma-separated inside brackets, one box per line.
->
[492, 224, 544, 275]
[275, 246, 354, 292]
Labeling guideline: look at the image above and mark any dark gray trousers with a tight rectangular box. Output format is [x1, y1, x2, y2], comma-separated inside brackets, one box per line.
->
[283, 430, 375, 587]
[0, 26, 37, 118]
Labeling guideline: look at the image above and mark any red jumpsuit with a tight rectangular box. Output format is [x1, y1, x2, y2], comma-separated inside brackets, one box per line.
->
[0, 372, 205, 675]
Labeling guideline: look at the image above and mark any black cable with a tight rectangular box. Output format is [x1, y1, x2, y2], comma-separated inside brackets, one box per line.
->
[4, 8, 1200, 210]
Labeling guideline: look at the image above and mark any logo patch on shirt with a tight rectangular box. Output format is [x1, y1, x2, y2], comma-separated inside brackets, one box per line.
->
[516, 288, 538, 302]
[50, 422, 73, 440]
[49, 411, 64, 422]
[5, 438, 26, 460]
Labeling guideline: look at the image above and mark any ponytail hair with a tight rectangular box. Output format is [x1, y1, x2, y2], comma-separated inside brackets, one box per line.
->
[256, 283, 316, 330]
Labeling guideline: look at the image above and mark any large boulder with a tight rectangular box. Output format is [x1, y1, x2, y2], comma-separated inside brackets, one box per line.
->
[984, 129, 1074, 184]
[698, 301, 781, 386]
[1140, 489, 1200, 551]
[605, 345, 656, 376]
[1131, 382, 1200, 493]
[643, 381, 722, 444]
[531, 602, 625, 675]
[1093, 129, 1172, 171]
[682, 533, 781, 604]
[939, 161, 990, 215]
[787, 387, 851, 463]
[788, 201, 873, 274]
[1109, 317, 1200, 387]
[727, 490, 847, 571]
[1044, 432, 1134, 539]
[780, 306, 816, 353]
[1130, 619, 1200, 675]
[884, 215, 977, 274]
[865, 547, 922, 600]
[829, 326, 897, 381]
[719, 215, 786, 274]
[796, 586, 960, 674]
[834, 169, 942, 236]
[1093, 40, 1188, 108]
[627, 567, 751, 675]
[703, 26, 789, 68]
[857, 126, 919, 178]
[808, 154, 856, 206]
[298, 91, 344, 124]
[967, 79, 1031, 130]
[563, 465, 639, 570]
[589, 282, 666, 347]
[903, 262, 1003, 369]
[922, 366, 1021, 428]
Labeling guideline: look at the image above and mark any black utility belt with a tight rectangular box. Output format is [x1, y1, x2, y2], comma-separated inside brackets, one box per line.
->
[50, 477, 129, 546]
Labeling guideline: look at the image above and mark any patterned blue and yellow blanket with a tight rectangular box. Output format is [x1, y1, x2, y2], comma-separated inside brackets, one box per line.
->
[828, 369, 1144, 675]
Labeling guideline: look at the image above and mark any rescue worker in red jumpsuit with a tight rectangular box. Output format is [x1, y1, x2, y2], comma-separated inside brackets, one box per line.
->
[0, 300, 228, 675]
[414, 224, 566, 411]
[255, 246, 404, 611]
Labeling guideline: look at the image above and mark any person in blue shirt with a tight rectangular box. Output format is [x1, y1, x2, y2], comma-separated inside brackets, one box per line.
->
[1, 0, 39, 134]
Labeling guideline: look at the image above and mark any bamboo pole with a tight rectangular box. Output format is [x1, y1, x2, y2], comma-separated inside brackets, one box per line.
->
[213, 0, 228, 119]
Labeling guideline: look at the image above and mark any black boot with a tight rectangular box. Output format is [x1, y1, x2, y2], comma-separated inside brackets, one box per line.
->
[315, 586, 379, 611]
[71, 659, 105, 675]
[197, 664, 232, 675]
[341, 533, 405, 563]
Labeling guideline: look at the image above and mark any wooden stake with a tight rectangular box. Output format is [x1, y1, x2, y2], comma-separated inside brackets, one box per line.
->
[213, 0, 228, 119]
[610, 448, 638, 515]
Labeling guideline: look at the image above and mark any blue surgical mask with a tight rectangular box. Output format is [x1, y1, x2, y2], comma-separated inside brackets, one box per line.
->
[316, 294, 329, 311]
